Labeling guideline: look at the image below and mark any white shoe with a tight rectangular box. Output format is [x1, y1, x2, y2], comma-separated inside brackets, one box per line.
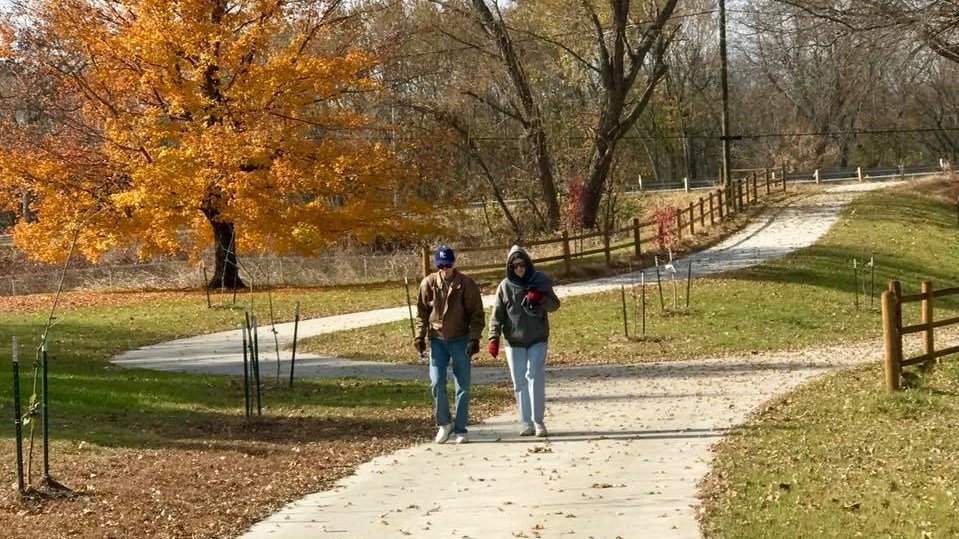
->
[435, 424, 452, 444]
[519, 425, 535, 436]
[454, 433, 469, 444]
[534, 423, 547, 437]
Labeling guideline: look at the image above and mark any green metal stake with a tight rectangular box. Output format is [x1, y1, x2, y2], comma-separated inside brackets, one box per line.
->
[671, 268, 677, 311]
[12, 337, 25, 494]
[404, 276, 416, 342]
[252, 315, 262, 416]
[641, 273, 646, 337]
[655, 256, 664, 310]
[202, 263, 211, 309]
[40, 341, 49, 480]
[289, 302, 300, 389]
[620, 283, 629, 339]
[853, 259, 859, 310]
[241, 321, 250, 419]
[267, 287, 281, 382]
[685, 257, 693, 310]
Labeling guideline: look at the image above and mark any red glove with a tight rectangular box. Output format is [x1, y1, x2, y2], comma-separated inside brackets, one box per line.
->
[487, 339, 499, 358]
[525, 289, 545, 303]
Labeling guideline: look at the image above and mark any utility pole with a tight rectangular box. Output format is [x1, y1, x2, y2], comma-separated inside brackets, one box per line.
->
[718, 0, 736, 212]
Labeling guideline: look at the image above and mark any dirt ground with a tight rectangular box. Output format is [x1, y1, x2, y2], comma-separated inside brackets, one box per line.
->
[0, 399, 511, 539]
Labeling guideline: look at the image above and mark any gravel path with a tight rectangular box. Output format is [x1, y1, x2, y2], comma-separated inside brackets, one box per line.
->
[113, 180, 910, 538]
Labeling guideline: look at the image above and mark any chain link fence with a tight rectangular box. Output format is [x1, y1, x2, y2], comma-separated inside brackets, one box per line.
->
[0, 251, 424, 296]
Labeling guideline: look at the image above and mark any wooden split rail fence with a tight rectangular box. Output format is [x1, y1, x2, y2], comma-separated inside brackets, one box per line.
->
[421, 172, 788, 278]
[881, 280, 959, 390]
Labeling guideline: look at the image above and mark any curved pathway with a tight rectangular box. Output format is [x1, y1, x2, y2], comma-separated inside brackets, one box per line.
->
[112, 180, 910, 538]
[113, 182, 888, 379]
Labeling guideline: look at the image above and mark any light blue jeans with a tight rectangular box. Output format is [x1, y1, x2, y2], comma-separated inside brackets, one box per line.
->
[429, 336, 471, 434]
[505, 341, 547, 428]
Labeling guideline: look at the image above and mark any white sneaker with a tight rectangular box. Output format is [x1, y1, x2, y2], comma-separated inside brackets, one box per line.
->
[519, 425, 535, 436]
[454, 433, 469, 444]
[435, 424, 452, 444]
[534, 423, 547, 437]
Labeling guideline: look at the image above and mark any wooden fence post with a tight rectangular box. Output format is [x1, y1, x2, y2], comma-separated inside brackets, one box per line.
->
[922, 280, 934, 359]
[717, 189, 725, 219]
[562, 230, 571, 275]
[603, 230, 612, 266]
[421, 245, 431, 279]
[688, 202, 695, 235]
[881, 289, 901, 391]
[632, 218, 641, 257]
[751, 172, 758, 203]
[699, 197, 705, 227]
[883, 280, 903, 391]
[764, 168, 771, 195]
[857, 166, 863, 182]
[709, 192, 715, 226]
[675, 208, 683, 240]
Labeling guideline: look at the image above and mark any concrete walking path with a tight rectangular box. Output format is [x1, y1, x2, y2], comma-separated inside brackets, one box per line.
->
[110, 181, 902, 538]
[238, 344, 879, 539]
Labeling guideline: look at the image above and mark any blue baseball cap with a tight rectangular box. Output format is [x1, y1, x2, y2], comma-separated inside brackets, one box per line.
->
[434, 246, 455, 266]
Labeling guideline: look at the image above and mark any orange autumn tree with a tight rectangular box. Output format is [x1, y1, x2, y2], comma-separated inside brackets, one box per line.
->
[0, 0, 431, 288]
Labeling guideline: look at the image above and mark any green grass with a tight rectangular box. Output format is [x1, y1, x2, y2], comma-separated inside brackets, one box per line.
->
[701, 360, 959, 538]
[695, 178, 959, 536]
[0, 284, 510, 448]
[301, 181, 959, 364]
[2, 178, 958, 537]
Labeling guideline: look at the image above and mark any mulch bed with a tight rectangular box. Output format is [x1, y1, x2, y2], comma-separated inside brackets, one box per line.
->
[0, 398, 511, 539]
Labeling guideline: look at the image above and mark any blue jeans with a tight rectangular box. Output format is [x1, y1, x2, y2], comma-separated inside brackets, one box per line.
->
[505, 341, 547, 427]
[429, 336, 471, 434]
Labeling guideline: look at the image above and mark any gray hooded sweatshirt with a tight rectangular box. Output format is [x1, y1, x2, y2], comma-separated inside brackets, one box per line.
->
[488, 245, 561, 347]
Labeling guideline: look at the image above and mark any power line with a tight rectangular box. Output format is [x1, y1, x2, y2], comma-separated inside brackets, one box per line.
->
[461, 125, 959, 142]
[729, 126, 959, 139]
[391, 8, 719, 62]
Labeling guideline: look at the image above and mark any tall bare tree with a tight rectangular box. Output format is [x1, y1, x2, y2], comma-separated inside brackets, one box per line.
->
[559, 0, 680, 228]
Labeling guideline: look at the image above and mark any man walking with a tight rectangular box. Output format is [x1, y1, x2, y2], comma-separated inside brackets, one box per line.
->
[414, 246, 484, 444]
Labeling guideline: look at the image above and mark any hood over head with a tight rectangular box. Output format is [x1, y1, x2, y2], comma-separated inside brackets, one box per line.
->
[506, 245, 535, 286]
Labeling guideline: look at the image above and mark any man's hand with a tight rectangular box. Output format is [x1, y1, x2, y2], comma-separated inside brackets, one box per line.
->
[414, 337, 426, 357]
[466, 339, 479, 357]
[525, 289, 545, 304]
[487, 339, 499, 358]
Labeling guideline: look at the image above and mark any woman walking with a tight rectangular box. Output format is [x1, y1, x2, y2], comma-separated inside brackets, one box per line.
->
[487, 245, 561, 437]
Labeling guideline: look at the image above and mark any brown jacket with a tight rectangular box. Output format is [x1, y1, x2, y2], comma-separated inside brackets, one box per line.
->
[415, 269, 484, 341]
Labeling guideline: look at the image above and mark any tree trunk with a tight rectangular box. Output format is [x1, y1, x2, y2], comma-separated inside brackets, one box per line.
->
[575, 0, 677, 229]
[531, 126, 561, 229]
[581, 136, 617, 229]
[207, 219, 245, 289]
[469, 0, 560, 231]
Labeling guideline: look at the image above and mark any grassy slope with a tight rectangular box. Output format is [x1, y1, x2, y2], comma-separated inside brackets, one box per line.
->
[301, 181, 959, 365]
[699, 178, 959, 538]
